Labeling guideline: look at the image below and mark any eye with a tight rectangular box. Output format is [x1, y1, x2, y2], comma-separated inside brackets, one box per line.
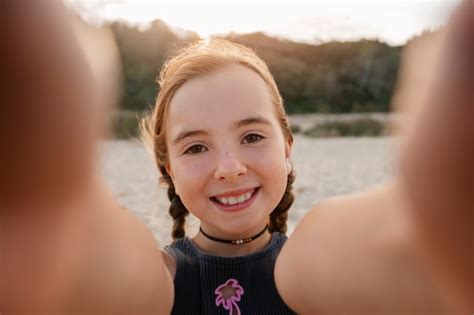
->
[242, 133, 264, 144]
[184, 144, 207, 155]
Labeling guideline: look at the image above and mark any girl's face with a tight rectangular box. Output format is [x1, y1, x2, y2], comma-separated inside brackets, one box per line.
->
[165, 64, 291, 238]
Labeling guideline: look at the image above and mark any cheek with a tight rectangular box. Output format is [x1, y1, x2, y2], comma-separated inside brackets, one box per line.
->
[254, 140, 288, 170]
[172, 157, 213, 194]
[258, 153, 286, 173]
[252, 148, 288, 187]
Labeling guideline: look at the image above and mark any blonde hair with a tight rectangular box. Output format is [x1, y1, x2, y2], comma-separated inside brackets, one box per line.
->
[141, 38, 295, 240]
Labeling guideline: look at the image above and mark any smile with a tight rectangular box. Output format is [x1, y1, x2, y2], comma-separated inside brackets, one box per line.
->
[210, 187, 259, 210]
[214, 190, 254, 206]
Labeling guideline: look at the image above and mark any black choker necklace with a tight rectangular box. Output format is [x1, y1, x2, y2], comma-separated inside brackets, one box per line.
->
[199, 225, 269, 245]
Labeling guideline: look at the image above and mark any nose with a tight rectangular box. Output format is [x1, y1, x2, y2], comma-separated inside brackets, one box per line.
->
[214, 151, 247, 181]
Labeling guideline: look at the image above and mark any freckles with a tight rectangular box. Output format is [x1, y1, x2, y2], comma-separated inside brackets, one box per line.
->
[200, 155, 214, 169]
[187, 158, 213, 178]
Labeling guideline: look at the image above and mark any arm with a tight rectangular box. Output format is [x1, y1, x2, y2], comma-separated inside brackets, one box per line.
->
[275, 1, 472, 313]
[396, 0, 473, 305]
[276, 184, 456, 314]
[0, 1, 173, 313]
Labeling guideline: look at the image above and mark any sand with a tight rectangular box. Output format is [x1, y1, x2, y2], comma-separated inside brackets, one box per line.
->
[99, 135, 394, 245]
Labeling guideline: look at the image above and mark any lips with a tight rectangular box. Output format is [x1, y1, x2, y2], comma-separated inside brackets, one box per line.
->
[214, 189, 254, 205]
[210, 187, 260, 212]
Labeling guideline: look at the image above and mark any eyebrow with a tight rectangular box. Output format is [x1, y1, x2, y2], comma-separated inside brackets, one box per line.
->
[235, 116, 273, 128]
[171, 116, 273, 146]
[172, 130, 208, 146]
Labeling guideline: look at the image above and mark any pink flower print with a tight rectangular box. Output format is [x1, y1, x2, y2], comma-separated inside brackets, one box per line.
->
[215, 278, 244, 315]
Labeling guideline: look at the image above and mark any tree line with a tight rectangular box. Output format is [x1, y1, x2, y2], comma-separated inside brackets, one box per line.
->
[108, 19, 432, 114]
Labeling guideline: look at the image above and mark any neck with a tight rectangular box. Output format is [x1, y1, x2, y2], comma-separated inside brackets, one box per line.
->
[192, 224, 272, 257]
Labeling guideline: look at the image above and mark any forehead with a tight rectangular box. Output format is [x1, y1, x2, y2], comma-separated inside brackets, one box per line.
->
[166, 64, 278, 134]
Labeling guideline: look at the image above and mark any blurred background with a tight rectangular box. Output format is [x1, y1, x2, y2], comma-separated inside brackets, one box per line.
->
[63, 0, 460, 243]
[66, 0, 459, 138]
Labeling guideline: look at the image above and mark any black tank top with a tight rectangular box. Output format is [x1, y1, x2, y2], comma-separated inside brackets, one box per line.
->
[165, 232, 296, 314]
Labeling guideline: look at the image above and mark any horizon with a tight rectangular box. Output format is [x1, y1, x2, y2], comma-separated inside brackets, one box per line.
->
[65, 0, 460, 46]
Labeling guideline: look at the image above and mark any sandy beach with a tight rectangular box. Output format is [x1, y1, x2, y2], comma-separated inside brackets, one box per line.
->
[99, 135, 395, 245]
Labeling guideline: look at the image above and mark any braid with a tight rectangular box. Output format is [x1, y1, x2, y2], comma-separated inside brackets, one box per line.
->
[162, 166, 189, 241]
[167, 185, 189, 240]
[269, 170, 295, 234]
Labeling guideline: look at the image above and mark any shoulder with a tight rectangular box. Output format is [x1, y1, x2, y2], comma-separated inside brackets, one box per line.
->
[275, 183, 447, 313]
[161, 238, 199, 280]
[160, 248, 177, 280]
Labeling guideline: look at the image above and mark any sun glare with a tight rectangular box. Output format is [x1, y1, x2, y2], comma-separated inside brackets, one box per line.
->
[66, 0, 459, 45]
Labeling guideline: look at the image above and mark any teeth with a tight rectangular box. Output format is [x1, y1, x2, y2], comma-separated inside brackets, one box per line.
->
[216, 190, 253, 206]
[228, 197, 237, 205]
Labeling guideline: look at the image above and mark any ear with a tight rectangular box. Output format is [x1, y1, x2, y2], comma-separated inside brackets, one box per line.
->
[165, 163, 179, 195]
[284, 138, 292, 158]
[165, 163, 173, 179]
[284, 139, 293, 175]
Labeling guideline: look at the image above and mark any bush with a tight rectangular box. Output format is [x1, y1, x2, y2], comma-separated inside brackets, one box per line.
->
[111, 110, 147, 139]
[303, 118, 386, 137]
[291, 124, 301, 134]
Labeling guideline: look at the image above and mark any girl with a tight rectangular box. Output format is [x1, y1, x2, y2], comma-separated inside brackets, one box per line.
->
[2, 1, 471, 314]
[140, 38, 297, 314]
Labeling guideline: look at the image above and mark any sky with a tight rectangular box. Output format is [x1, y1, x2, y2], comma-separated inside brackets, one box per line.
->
[66, 0, 461, 45]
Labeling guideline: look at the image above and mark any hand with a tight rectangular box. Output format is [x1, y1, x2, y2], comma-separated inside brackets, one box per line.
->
[0, 2, 173, 313]
[394, 0, 473, 307]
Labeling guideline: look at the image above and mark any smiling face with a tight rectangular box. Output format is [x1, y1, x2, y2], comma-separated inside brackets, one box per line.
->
[165, 64, 291, 239]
